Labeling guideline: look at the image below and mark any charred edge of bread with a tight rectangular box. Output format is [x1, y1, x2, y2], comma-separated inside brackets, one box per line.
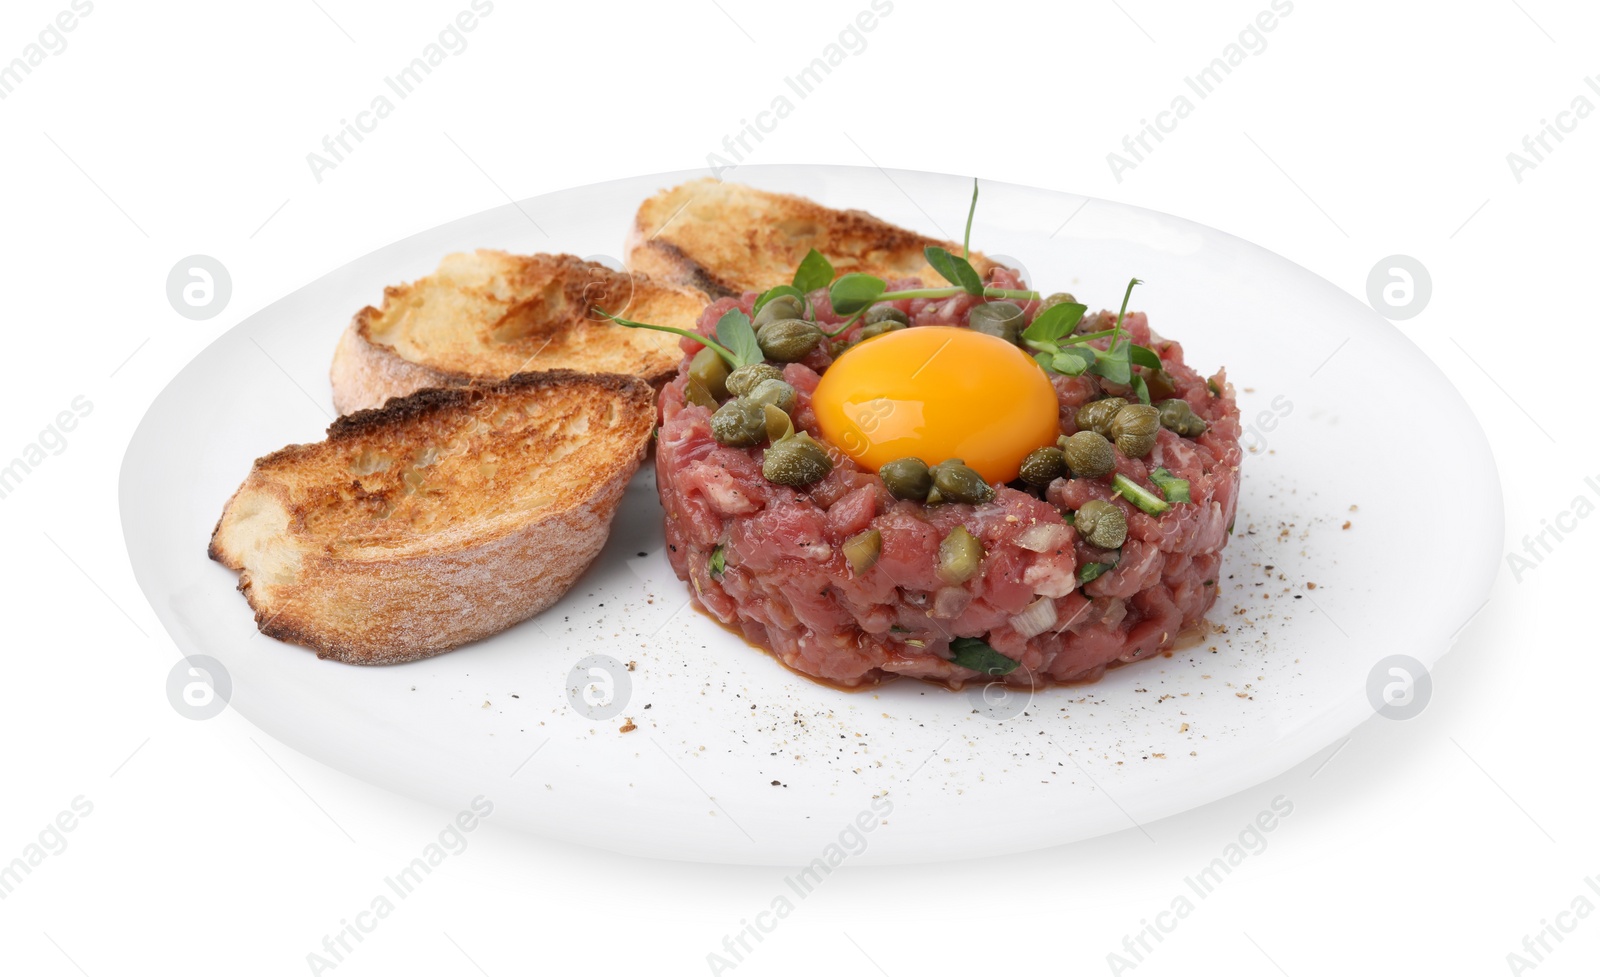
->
[326, 369, 652, 440]
[634, 238, 742, 299]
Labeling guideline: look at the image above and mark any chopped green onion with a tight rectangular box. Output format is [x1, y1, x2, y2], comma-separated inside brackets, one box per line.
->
[708, 545, 726, 579]
[1111, 473, 1169, 515]
[1149, 468, 1191, 504]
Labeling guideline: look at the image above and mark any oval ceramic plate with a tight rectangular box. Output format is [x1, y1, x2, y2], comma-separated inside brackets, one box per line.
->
[119, 165, 1500, 865]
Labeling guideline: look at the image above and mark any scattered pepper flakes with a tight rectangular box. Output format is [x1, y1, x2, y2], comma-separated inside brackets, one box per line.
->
[619, 718, 637, 733]
[1306, 582, 1317, 590]
[626, 661, 637, 671]
[1179, 722, 1190, 733]
[1342, 521, 1351, 530]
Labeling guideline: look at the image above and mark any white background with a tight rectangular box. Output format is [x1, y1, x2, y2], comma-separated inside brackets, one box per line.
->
[1, 1, 1595, 974]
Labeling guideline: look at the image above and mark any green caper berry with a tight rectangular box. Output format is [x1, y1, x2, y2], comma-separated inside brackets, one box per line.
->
[745, 378, 796, 414]
[1038, 292, 1078, 311]
[857, 319, 905, 341]
[688, 346, 730, 401]
[1110, 403, 1161, 458]
[753, 294, 806, 329]
[710, 398, 767, 447]
[879, 457, 933, 501]
[930, 460, 995, 506]
[967, 301, 1026, 344]
[1058, 430, 1116, 479]
[1156, 398, 1207, 438]
[757, 319, 824, 362]
[725, 363, 783, 398]
[1075, 499, 1127, 549]
[828, 339, 854, 358]
[763, 433, 832, 486]
[1018, 447, 1067, 487]
[862, 306, 911, 327]
[1075, 397, 1128, 438]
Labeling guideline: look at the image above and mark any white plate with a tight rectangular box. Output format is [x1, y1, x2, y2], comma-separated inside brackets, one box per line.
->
[119, 165, 1501, 865]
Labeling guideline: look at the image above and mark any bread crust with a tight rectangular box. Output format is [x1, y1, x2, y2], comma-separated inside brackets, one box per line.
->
[626, 178, 1006, 297]
[329, 251, 706, 415]
[210, 371, 655, 664]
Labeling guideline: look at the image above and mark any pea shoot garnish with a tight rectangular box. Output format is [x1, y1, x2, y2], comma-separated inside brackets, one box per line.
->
[597, 307, 763, 371]
[1022, 278, 1162, 403]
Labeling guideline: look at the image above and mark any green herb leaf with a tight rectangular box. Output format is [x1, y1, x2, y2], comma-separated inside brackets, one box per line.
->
[1149, 468, 1191, 504]
[1128, 344, 1162, 370]
[948, 636, 1019, 676]
[963, 178, 978, 260]
[1111, 472, 1170, 515]
[715, 309, 763, 368]
[829, 273, 887, 315]
[709, 545, 726, 579]
[753, 284, 804, 316]
[1090, 346, 1132, 386]
[1022, 302, 1088, 345]
[792, 249, 834, 295]
[1128, 372, 1151, 405]
[923, 246, 985, 296]
[1078, 562, 1112, 584]
[1033, 351, 1055, 371]
[1052, 348, 1094, 376]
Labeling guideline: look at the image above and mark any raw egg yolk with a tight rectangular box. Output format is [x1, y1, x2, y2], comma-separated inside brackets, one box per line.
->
[812, 326, 1061, 485]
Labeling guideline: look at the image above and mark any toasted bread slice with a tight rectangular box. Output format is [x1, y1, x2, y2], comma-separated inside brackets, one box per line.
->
[330, 251, 707, 415]
[209, 371, 654, 664]
[625, 178, 1006, 297]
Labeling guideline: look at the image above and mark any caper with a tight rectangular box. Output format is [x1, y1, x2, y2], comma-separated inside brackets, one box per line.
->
[757, 319, 824, 362]
[745, 378, 797, 414]
[1018, 447, 1067, 487]
[967, 301, 1026, 344]
[1110, 403, 1161, 458]
[753, 294, 806, 329]
[725, 363, 783, 398]
[858, 318, 906, 342]
[1075, 397, 1128, 438]
[863, 306, 911, 327]
[1039, 292, 1079, 311]
[936, 525, 985, 584]
[684, 378, 717, 410]
[710, 398, 767, 447]
[1059, 430, 1116, 478]
[828, 339, 854, 358]
[842, 529, 882, 575]
[1156, 398, 1208, 438]
[763, 433, 832, 486]
[1144, 369, 1177, 403]
[879, 457, 933, 501]
[930, 460, 996, 506]
[1075, 499, 1127, 549]
[688, 346, 729, 401]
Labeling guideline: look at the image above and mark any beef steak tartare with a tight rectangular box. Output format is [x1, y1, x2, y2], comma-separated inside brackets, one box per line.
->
[650, 268, 1242, 690]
